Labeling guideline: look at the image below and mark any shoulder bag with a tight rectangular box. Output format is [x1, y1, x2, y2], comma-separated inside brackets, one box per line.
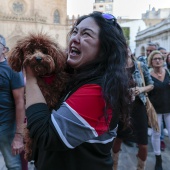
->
[137, 62, 159, 132]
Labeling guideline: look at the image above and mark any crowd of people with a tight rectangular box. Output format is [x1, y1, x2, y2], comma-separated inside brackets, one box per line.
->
[0, 11, 170, 170]
[136, 43, 170, 170]
[112, 47, 154, 170]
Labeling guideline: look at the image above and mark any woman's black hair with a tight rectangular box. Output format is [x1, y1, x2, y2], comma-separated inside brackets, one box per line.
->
[68, 12, 130, 129]
[166, 53, 170, 69]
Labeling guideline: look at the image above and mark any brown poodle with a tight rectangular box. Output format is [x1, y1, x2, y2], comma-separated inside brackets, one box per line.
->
[7, 33, 68, 160]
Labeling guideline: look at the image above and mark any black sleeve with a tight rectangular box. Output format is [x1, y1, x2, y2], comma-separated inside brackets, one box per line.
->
[26, 103, 68, 151]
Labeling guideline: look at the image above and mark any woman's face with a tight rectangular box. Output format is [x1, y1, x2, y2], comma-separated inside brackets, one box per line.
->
[67, 17, 100, 69]
[151, 53, 164, 68]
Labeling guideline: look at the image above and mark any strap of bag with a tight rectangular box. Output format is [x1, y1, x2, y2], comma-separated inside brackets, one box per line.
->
[137, 61, 149, 98]
[137, 62, 145, 87]
[138, 62, 159, 131]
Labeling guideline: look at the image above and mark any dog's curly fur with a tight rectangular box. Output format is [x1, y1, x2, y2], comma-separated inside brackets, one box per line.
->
[7, 33, 68, 160]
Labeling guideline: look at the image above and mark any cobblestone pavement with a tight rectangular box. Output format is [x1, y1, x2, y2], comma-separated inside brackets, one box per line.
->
[118, 136, 170, 170]
[0, 152, 34, 170]
[0, 136, 170, 170]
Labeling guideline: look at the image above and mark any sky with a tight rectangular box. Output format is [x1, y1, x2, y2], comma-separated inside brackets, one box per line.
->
[67, 0, 170, 19]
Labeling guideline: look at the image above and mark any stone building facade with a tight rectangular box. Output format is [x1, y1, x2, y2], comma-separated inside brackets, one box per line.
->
[0, 0, 69, 49]
[135, 8, 170, 57]
[142, 7, 170, 27]
[135, 16, 170, 58]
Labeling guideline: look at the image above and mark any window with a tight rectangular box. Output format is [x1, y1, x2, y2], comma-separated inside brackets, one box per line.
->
[54, 10, 60, 24]
[122, 27, 130, 43]
[99, 5, 104, 10]
[95, 0, 104, 3]
[105, 4, 112, 13]
[12, 0, 25, 14]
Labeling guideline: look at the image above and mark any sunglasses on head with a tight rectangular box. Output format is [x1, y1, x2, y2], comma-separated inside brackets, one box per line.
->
[102, 13, 117, 26]
[102, 13, 116, 21]
[93, 11, 116, 23]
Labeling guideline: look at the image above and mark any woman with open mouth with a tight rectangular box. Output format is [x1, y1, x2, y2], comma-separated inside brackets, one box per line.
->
[24, 12, 131, 170]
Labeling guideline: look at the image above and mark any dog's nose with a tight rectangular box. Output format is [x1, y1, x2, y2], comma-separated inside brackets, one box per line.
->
[36, 56, 42, 63]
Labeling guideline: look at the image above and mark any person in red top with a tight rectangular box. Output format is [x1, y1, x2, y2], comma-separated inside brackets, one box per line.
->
[24, 12, 131, 170]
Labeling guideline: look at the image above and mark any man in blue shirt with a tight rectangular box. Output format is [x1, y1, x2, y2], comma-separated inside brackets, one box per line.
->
[0, 34, 25, 169]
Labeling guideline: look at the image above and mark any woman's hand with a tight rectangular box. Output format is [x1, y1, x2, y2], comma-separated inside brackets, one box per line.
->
[23, 66, 37, 84]
[129, 87, 136, 101]
[23, 66, 46, 109]
[135, 85, 154, 96]
[135, 86, 143, 96]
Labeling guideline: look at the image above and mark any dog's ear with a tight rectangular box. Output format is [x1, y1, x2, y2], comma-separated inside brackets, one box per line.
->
[51, 43, 67, 71]
[7, 44, 24, 72]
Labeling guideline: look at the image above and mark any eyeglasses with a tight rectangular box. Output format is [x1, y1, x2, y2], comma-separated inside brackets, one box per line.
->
[152, 58, 163, 61]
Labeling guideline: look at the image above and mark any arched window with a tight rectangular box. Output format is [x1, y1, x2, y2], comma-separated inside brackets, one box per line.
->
[12, 0, 26, 15]
[54, 10, 60, 24]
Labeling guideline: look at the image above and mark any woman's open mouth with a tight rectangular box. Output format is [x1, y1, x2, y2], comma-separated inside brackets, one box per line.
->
[70, 47, 81, 56]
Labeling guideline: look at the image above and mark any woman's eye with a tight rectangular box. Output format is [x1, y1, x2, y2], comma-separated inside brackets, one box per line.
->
[83, 32, 90, 36]
[71, 30, 77, 35]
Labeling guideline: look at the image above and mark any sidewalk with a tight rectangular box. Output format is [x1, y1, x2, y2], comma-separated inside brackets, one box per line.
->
[0, 152, 34, 170]
[118, 136, 170, 170]
[0, 136, 170, 170]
